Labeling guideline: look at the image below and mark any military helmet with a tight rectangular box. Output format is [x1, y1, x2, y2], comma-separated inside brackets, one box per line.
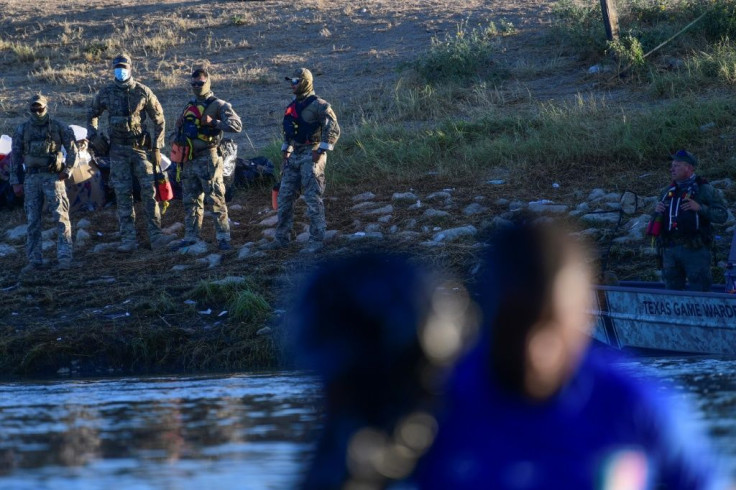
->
[111, 52, 132, 69]
[28, 94, 48, 108]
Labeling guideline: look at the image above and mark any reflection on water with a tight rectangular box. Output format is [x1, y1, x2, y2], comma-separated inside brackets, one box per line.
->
[0, 361, 734, 489]
[0, 373, 321, 490]
[615, 357, 736, 481]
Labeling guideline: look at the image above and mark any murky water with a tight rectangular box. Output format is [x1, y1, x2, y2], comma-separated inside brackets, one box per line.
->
[0, 361, 734, 489]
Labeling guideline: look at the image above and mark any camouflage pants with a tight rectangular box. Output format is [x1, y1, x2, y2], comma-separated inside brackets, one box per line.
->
[23, 172, 72, 264]
[181, 149, 230, 242]
[662, 244, 712, 292]
[109, 143, 162, 244]
[275, 150, 326, 244]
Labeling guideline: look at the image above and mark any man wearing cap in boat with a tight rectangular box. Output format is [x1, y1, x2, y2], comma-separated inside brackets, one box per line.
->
[87, 52, 173, 252]
[650, 150, 727, 291]
[263, 67, 340, 254]
[10, 94, 78, 273]
[169, 64, 242, 251]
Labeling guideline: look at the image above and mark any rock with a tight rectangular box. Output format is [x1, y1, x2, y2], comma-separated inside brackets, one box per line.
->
[76, 229, 91, 247]
[528, 202, 568, 214]
[404, 219, 417, 230]
[92, 242, 120, 253]
[256, 327, 272, 336]
[581, 212, 620, 225]
[420, 240, 446, 247]
[213, 276, 247, 286]
[162, 222, 184, 234]
[262, 228, 276, 238]
[396, 231, 420, 241]
[0, 243, 17, 257]
[325, 230, 340, 241]
[392, 192, 418, 202]
[509, 200, 525, 211]
[433, 225, 477, 242]
[365, 205, 393, 215]
[474, 195, 485, 202]
[178, 241, 209, 256]
[352, 201, 378, 211]
[389, 225, 399, 234]
[422, 209, 450, 220]
[238, 246, 254, 259]
[171, 264, 191, 271]
[408, 201, 422, 210]
[711, 178, 733, 189]
[6, 224, 27, 242]
[426, 191, 452, 201]
[347, 231, 384, 241]
[365, 223, 382, 233]
[352, 192, 375, 202]
[487, 179, 506, 185]
[463, 203, 488, 216]
[296, 232, 310, 242]
[229, 204, 244, 211]
[377, 215, 392, 223]
[495, 198, 509, 206]
[196, 253, 222, 269]
[603, 202, 622, 211]
[76, 218, 92, 229]
[587, 188, 606, 202]
[480, 216, 512, 232]
[259, 215, 279, 226]
[576, 202, 590, 212]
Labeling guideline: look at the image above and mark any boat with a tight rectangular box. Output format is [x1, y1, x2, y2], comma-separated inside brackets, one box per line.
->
[593, 229, 736, 356]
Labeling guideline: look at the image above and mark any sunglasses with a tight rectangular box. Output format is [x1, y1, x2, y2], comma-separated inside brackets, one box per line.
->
[191, 80, 206, 87]
[30, 106, 45, 113]
[289, 78, 301, 86]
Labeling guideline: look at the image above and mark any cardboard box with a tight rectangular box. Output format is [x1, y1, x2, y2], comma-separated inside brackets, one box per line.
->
[66, 161, 107, 213]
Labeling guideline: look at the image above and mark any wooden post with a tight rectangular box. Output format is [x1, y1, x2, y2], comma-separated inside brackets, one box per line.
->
[600, 0, 619, 41]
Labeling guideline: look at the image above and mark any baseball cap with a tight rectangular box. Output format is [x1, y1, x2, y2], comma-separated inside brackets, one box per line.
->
[670, 149, 698, 167]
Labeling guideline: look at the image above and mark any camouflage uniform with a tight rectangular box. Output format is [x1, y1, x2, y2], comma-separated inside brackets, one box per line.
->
[654, 175, 727, 291]
[10, 95, 77, 269]
[87, 53, 166, 251]
[273, 68, 340, 250]
[172, 67, 241, 248]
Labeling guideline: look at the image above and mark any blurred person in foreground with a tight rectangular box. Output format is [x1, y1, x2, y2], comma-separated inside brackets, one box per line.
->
[288, 253, 475, 490]
[415, 220, 726, 490]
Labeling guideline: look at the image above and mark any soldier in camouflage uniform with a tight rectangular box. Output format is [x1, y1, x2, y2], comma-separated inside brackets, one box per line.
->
[264, 68, 340, 253]
[87, 52, 173, 252]
[10, 94, 77, 273]
[170, 65, 242, 251]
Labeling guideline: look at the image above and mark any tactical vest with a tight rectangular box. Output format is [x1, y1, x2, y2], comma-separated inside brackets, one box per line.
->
[107, 84, 147, 139]
[661, 176, 713, 246]
[22, 121, 61, 168]
[283, 95, 320, 145]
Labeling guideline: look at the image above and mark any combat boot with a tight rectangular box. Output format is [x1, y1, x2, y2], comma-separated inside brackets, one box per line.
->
[218, 239, 232, 251]
[20, 261, 42, 276]
[262, 239, 289, 251]
[57, 258, 72, 270]
[170, 237, 198, 250]
[117, 241, 139, 253]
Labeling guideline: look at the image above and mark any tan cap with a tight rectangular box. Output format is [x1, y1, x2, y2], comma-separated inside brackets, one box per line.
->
[29, 94, 48, 107]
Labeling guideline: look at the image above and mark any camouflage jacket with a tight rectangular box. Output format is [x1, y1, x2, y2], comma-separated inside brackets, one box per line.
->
[9, 118, 78, 185]
[281, 91, 340, 152]
[87, 78, 165, 149]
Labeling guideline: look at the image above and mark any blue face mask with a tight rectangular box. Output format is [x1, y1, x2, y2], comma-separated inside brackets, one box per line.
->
[114, 68, 130, 82]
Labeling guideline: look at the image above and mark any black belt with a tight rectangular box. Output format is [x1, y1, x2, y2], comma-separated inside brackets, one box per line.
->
[25, 167, 53, 175]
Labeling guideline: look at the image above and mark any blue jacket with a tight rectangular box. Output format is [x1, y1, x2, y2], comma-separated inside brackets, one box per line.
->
[415, 346, 722, 490]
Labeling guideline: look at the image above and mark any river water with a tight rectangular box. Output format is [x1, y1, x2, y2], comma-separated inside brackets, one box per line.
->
[0, 360, 734, 489]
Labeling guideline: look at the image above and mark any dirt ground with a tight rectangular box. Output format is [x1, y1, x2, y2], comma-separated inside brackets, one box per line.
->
[2, 0, 720, 375]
